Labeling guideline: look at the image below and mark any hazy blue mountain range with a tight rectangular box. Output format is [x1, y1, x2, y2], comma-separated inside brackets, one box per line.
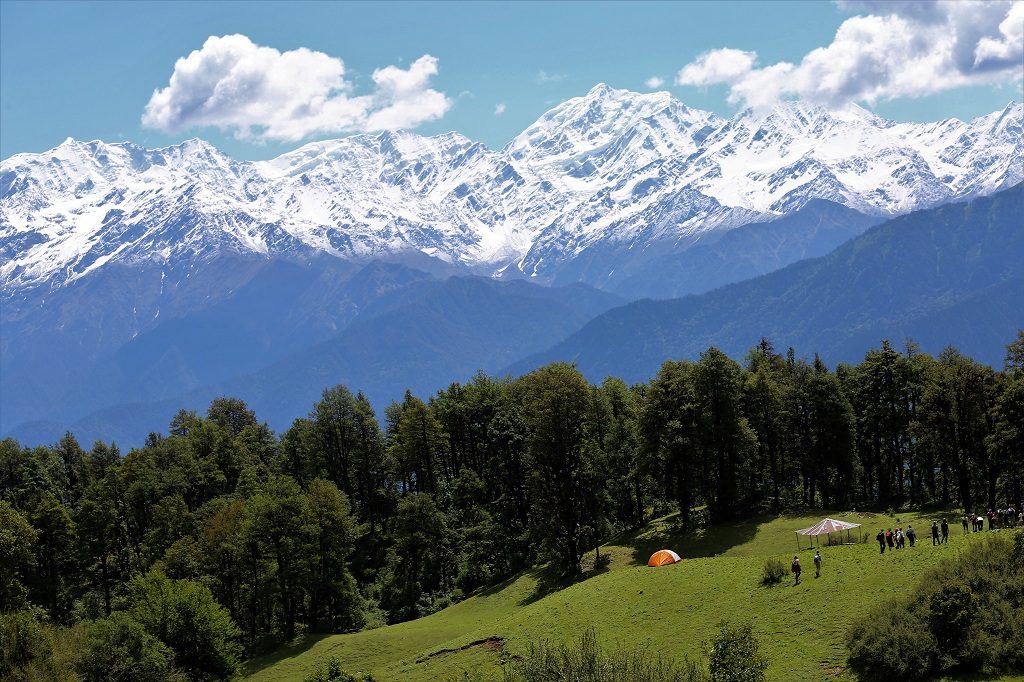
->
[6, 273, 622, 445]
[10, 184, 1022, 447]
[508, 183, 1024, 382]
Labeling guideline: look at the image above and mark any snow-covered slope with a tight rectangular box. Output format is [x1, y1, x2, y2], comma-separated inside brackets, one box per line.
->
[3, 85, 1021, 296]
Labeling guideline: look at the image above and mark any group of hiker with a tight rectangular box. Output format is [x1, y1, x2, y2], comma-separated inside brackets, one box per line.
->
[790, 550, 821, 584]
[790, 507, 1021, 585]
[875, 507, 1022, 555]
[876, 524, 921, 552]
[963, 507, 1019, 533]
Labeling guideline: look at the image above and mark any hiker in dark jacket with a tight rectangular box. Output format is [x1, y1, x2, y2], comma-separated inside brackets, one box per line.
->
[907, 525, 916, 547]
[877, 530, 886, 553]
[941, 518, 949, 544]
[931, 521, 940, 545]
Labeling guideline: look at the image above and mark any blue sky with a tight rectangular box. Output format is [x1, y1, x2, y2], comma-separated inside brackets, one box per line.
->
[1, 0, 1021, 160]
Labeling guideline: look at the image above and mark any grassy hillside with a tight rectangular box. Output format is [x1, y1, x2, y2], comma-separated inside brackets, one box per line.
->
[246, 510, 1023, 681]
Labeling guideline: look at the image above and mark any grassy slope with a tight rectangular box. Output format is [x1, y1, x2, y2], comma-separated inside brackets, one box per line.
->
[247, 511, 1024, 682]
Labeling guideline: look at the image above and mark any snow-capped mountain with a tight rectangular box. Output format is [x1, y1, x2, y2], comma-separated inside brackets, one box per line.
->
[2, 84, 1022, 298]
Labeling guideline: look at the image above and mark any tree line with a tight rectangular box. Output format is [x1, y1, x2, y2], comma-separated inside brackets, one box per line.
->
[1, 334, 1022, 678]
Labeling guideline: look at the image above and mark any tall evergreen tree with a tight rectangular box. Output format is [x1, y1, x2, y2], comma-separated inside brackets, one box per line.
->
[641, 360, 700, 528]
[694, 348, 757, 520]
[520, 363, 600, 576]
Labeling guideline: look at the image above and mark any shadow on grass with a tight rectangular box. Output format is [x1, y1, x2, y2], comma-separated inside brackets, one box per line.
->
[518, 553, 617, 608]
[519, 514, 767, 607]
[624, 512, 762, 566]
[243, 633, 332, 678]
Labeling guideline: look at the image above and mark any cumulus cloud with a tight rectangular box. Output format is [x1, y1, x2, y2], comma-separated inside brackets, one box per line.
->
[493, 102, 506, 115]
[645, 76, 666, 89]
[677, 49, 758, 87]
[142, 35, 452, 142]
[675, 1, 1023, 109]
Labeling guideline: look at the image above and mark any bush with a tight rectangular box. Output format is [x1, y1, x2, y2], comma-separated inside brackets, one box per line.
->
[127, 570, 242, 681]
[847, 530, 1024, 680]
[760, 558, 786, 586]
[708, 621, 767, 682]
[76, 612, 184, 682]
[847, 607, 935, 681]
[0, 609, 79, 682]
[503, 627, 706, 682]
[303, 656, 376, 682]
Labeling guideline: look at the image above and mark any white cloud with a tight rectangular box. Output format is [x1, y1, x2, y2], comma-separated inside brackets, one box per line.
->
[536, 70, 567, 84]
[675, 1, 1023, 110]
[974, 1, 1024, 68]
[645, 76, 666, 89]
[142, 35, 452, 142]
[493, 102, 506, 116]
[677, 49, 757, 87]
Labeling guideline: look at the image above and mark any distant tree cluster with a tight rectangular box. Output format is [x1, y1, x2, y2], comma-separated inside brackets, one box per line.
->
[1, 333, 1022, 678]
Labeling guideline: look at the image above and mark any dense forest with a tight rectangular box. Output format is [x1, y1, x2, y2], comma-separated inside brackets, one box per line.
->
[2, 333, 1023, 680]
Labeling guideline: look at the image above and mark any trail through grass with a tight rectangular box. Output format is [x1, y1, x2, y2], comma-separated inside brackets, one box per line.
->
[246, 510, 1022, 681]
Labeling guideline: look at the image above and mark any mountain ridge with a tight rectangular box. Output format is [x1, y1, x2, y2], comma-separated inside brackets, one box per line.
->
[505, 182, 1024, 381]
[4, 86, 1021, 298]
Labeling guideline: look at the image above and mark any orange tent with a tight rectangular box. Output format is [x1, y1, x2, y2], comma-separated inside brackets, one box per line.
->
[647, 549, 682, 567]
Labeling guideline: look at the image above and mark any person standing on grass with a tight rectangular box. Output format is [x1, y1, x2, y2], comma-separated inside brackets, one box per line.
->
[814, 550, 821, 578]
[932, 521, 940, 546]
[907, 525, 916, 547]
[792, 556, 802, 585]
[886, 529, 895, 550]
[962, 514, 970, 534]
[941, 518, 949, 543]
[877, 529, 886, 554]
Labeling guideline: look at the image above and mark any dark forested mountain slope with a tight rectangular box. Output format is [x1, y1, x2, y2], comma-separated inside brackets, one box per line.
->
[614, 200, 882, 299]
[508, 183, 1024, 381]
[9, 276, 622, 446]
[0, 257, 441, 434]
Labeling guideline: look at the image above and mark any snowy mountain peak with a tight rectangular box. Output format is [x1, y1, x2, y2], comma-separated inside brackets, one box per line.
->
[3, 88, 1022, 297]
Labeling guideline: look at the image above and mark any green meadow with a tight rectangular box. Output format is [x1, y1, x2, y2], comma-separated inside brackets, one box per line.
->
[246, 510, 1022, 681]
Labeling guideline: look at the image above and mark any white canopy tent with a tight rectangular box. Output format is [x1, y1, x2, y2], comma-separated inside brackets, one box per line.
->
[795, 517, 862, 549]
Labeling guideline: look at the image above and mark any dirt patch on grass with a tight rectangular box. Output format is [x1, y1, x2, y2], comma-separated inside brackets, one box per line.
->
[416, 636, 506, 662]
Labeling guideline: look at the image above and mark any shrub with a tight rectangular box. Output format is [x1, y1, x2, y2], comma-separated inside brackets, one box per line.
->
[847, 530, 1024, 680]
[847, 607, 935, 681]
[303, 656, 376, 682]
[127, 570, 242, 681]
[76, 612, 183, 682]
[708, 621, 768, 682]
[760, 558, 786, 586]
[0, 609, 79, 682]
[503, 627, 706, 682]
